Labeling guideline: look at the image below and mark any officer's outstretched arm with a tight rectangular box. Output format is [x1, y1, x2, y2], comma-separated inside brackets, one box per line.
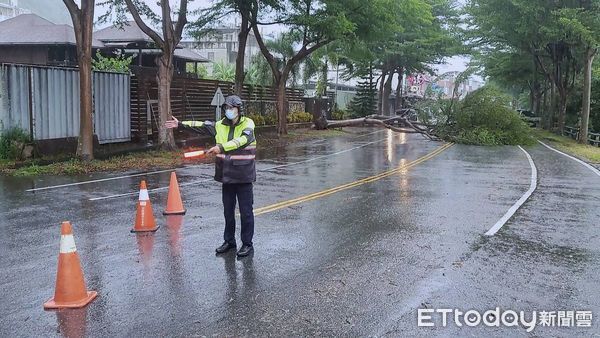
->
[179, 120, 217, 137]
[218, 121, 255, 153]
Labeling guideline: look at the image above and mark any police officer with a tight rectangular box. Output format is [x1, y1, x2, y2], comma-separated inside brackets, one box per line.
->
[165, 95, 256, 257]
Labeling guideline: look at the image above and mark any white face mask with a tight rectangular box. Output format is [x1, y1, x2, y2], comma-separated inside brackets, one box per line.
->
[225, 108, 238, 120]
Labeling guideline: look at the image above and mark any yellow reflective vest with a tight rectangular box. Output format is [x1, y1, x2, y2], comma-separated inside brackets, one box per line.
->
[181, 116, 256, 184]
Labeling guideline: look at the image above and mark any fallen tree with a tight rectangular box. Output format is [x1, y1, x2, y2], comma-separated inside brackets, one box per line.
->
[314, 109, 441, 141]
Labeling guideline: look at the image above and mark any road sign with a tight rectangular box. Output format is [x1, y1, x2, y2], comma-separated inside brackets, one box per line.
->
[211, 87, 225, 120]
[211, 87, 225, 106]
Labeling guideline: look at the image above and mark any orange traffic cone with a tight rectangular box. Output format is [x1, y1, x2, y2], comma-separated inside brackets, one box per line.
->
[131, 180, 159, 233]
[44, 221, 98, 310]
[163, 172, 186, 215]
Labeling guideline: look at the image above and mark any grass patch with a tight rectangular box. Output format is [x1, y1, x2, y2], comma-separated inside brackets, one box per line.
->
[531, 129, 600, 163]
[6, 150, 188, 177]
[1, 127, 348, 176]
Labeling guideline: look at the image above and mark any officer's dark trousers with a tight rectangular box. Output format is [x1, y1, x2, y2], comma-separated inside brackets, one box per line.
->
[222, 183, 254, 246]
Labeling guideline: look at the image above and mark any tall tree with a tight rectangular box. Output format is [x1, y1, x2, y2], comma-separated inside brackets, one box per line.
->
[345, 0, 460, 117]
[467, 0, 589, 133]
[348, 63, 378, 117]
[101, 0, 189, 150]
[63, 0, 95, 161]
[193, 0, 254, 95]
[250, 0, 401, 135]
[556, 3, 600, 143]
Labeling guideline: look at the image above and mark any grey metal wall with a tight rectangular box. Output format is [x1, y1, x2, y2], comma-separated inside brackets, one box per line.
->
[93, 71, 130, 144]
[0, 64, 130, 144]
[31, 66, 80, 139]
[0, 64, 30, 133]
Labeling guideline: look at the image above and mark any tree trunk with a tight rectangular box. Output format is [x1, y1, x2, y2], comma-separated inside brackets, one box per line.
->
[541, 85, 548, 130]
[377, 68, 387, 115]
[396, 67, 403, 110]
[549, 81, 556, 130]
[557, 89, 567, 134]
[157, 53, 176, 150]
[578, 47, 596, 144]
[234, 13, 249, 95]
[382, 71, 393, 116]
[275, 78, 288, 135]
[64, 0, 95, 161]
[532, 82, 541, 118]
[77, 48, 94, 161]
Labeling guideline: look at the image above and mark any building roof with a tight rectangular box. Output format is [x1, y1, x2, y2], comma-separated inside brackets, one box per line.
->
[96, 21, 209, 62]
[94, 21, 157, 43]
[174, 48, 210, 62]
[0, 14, 104, 47]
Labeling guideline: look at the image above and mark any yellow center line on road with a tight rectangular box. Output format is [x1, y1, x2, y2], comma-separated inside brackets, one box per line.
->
[253, 142, 454, 216]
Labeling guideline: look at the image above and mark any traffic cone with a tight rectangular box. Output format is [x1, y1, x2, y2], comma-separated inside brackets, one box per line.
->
[131, 180, 159, 233]
[44, 221, 97, 310]
[163, 172, 186, 215]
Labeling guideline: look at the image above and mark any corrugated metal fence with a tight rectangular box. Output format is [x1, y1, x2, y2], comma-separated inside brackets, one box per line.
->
[0, 64, 130, 144]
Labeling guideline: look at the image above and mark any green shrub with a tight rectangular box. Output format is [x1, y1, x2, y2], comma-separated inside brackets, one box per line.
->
[332, 110, 346, 120]
[451, 86, 534, 145]
[246, 113, 266, 126]
[92, 50, 132, 73]
[288, 112, 313, 123]
[0, 127, 30, 160]
[264, 114, 277, 125]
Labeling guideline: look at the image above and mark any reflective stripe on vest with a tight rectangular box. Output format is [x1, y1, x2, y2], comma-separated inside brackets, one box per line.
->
[216, 154, 256, 160]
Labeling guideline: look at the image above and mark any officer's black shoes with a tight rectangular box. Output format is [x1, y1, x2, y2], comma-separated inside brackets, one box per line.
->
[236, 244, 253, 257]
[215, 242, 236, 254]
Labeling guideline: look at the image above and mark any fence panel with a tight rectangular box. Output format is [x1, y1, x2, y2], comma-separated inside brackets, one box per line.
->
[93, 71, 131, 144]
[0, 64, 31, 134]
[0, 64, 131, 144]
[30, 67, 80, 140]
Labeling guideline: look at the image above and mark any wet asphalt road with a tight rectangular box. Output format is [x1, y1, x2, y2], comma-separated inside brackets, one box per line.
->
[0, 128, 599, 337]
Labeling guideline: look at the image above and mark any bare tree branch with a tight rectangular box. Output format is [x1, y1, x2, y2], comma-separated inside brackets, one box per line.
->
[124, 0, 164, 46]
[314, 115, 440, 140]
[251, 22, 281, 83]
[174, 0, 188, 42]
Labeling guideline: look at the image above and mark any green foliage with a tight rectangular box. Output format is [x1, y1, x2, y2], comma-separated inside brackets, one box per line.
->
[591, 76, 600, 132]
[0, 127, 30, 160]
[247, 114, 266, 126]
[92, 50, 133, 73]
[287, 112, 313, 123]
[332, 109, 347, 120]
[263, 114, 277, 125]
[247, 113, 277, 126]
[186, 63, 209, 79]
[348, 67, 377, 117]
[467, 0, 600, 133]
[449, 86, 535, 145]
[245, 54, 273, 86]
[211, 61, 235, 82]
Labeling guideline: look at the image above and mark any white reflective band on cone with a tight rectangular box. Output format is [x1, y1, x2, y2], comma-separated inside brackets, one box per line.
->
[59, 234, 77, 253]
[139, 189, 149, 201]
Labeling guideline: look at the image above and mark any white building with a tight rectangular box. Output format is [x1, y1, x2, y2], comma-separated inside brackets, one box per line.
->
[180, 27, 261, 71]
[0, 0, 71, 24]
